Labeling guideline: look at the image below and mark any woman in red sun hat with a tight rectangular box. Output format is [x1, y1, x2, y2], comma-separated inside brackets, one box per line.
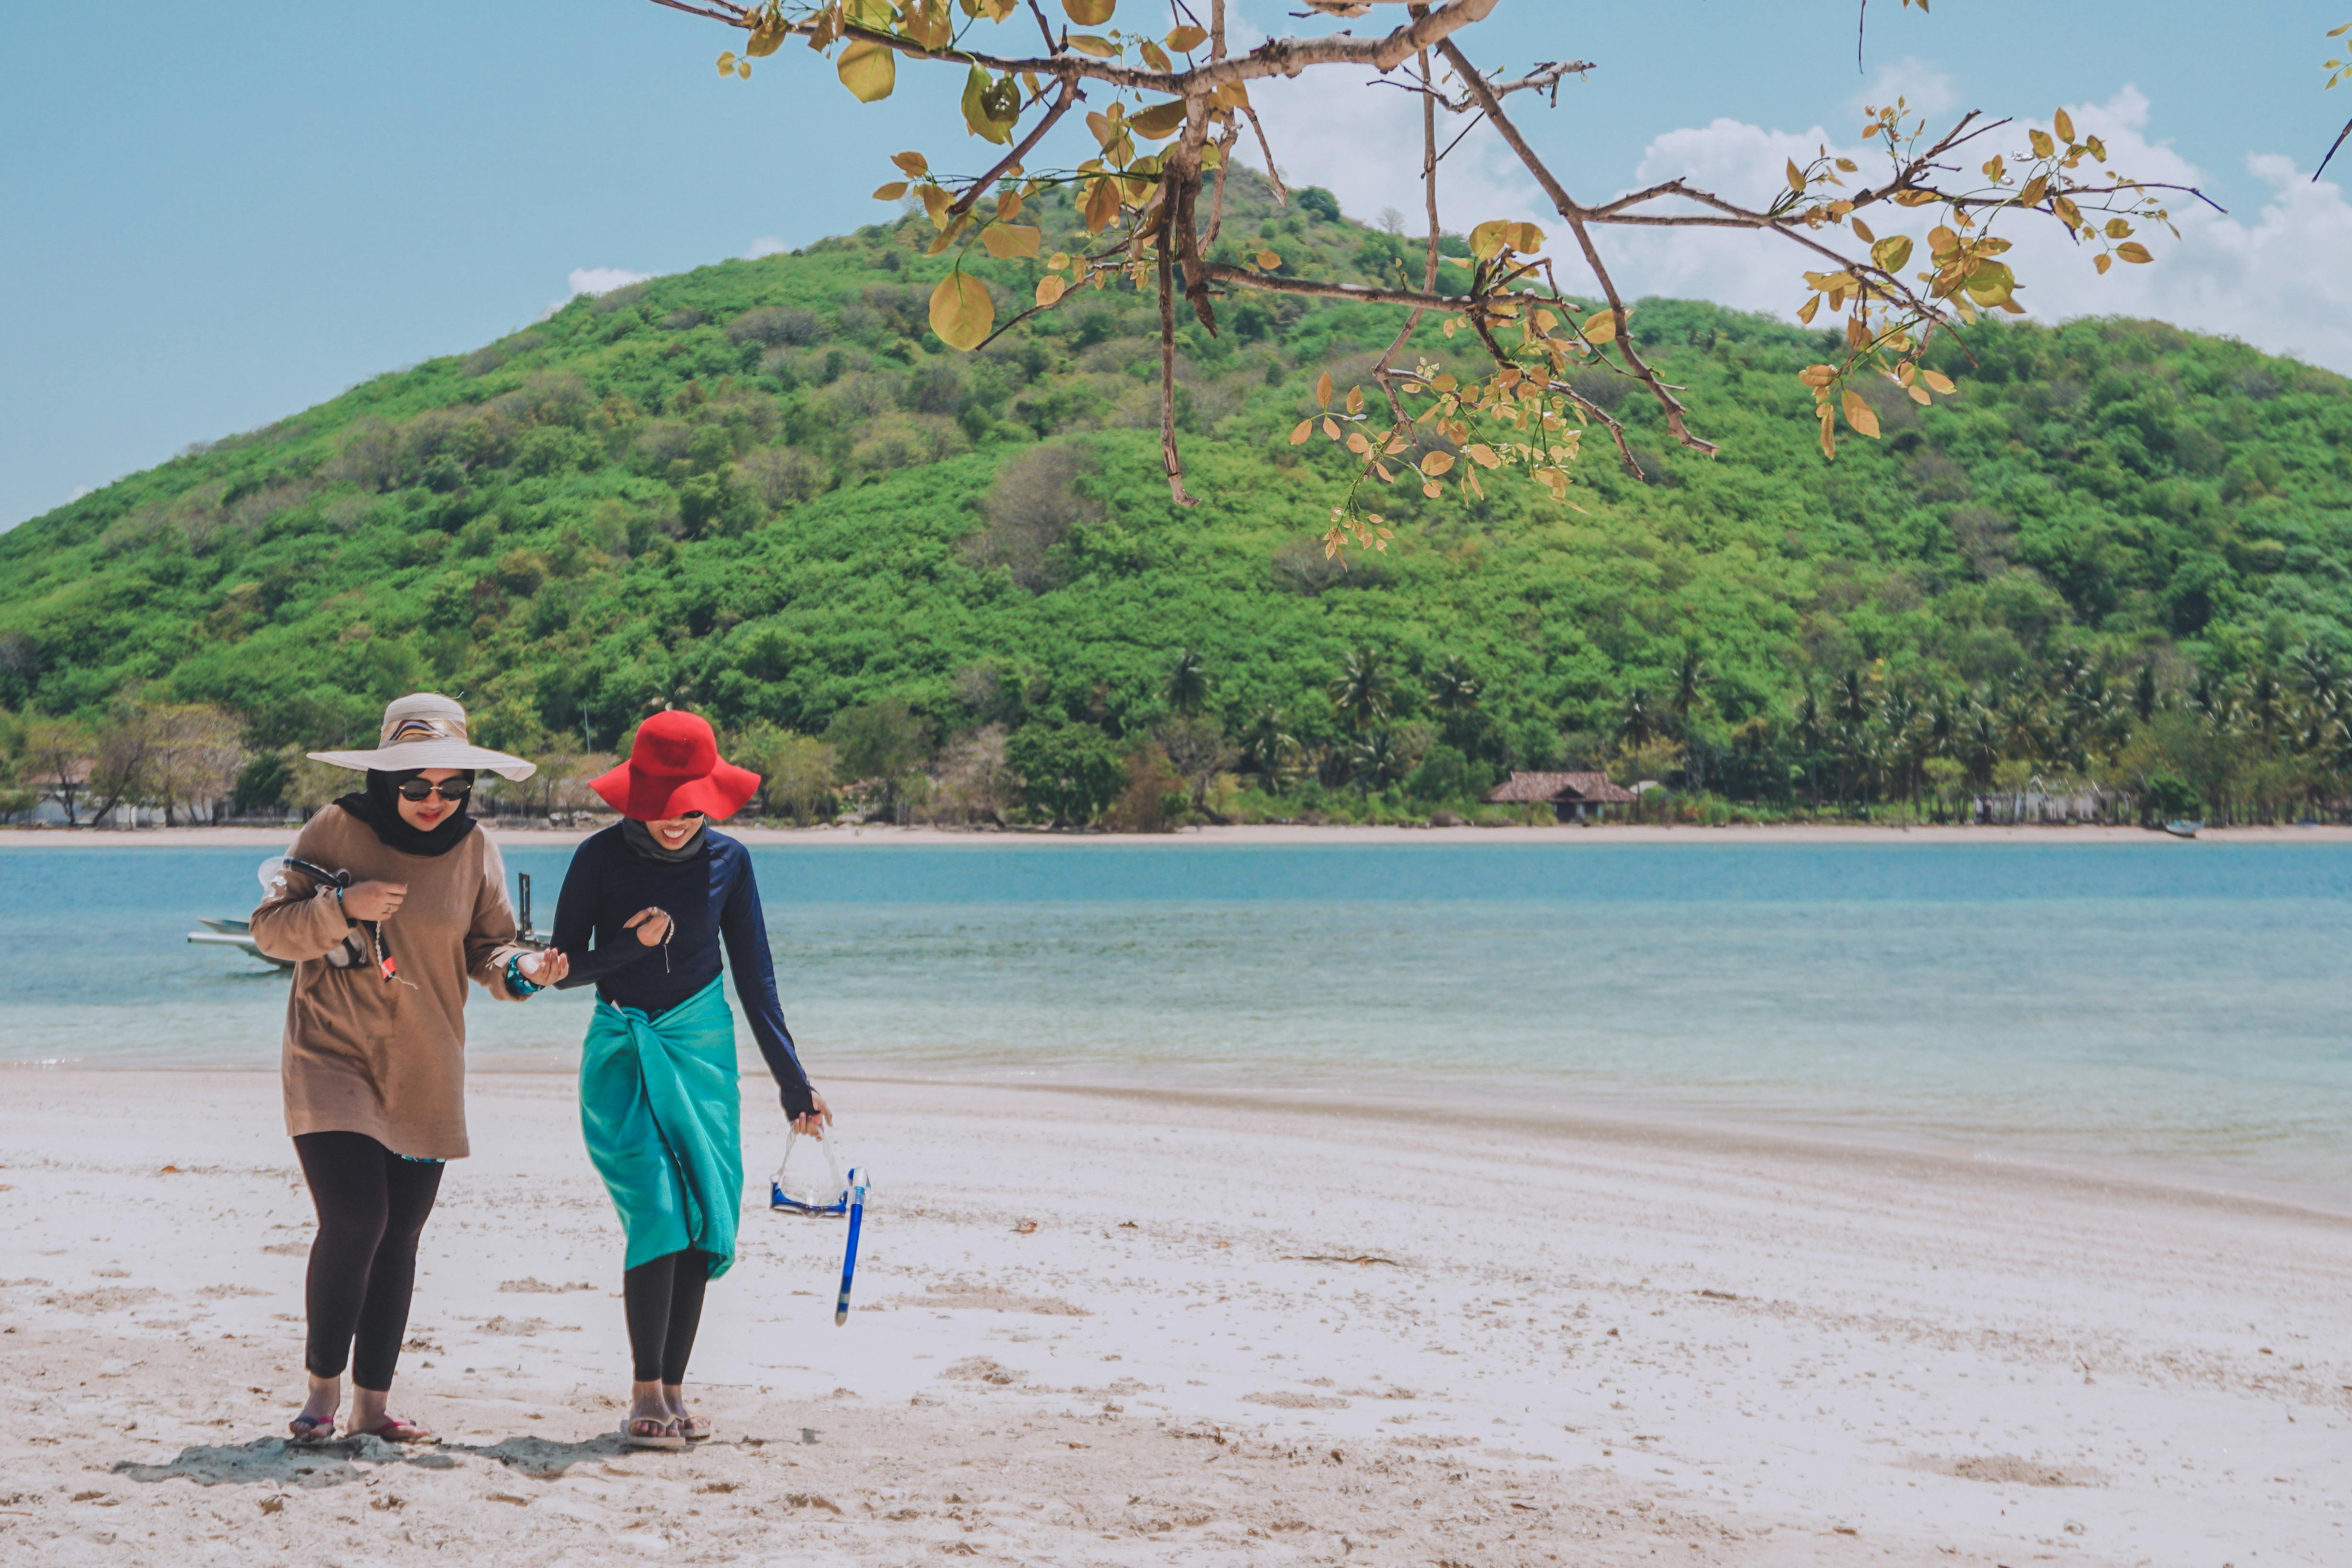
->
[546, 709, 831, 1449]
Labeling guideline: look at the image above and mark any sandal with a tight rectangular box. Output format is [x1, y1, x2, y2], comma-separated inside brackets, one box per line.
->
[354, 1417, 436, 1444]
[675, 1411, 713, 1444]
[287, 1413, 336, 1444]
[621, 1414, 684, 1451]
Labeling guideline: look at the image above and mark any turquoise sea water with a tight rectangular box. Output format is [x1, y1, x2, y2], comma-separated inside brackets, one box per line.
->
[2, 842, 2347, 1200]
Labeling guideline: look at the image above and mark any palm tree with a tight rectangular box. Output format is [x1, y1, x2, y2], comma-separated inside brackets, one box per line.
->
[1669, 646, 1706, 734]
[1618, 687, 1655, 749]
[1350, 729, 1404, 791]
[1238, 706, 1299, 788]
[1833, 668, 1873, 728]
[2133, 662, 2159, 723]
[1793, 687, 1824, 810]
[1962, 707, 2003, 792]
[1329, 647, 1394, 732]
[1429, 656, 1481, 713]
[1164, 648, 1209, 716]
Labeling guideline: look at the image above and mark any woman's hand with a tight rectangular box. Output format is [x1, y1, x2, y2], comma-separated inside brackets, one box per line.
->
[623, 907, 673, 948]
[340, 880, 407, 921]
[791, 1089, 833, 1137]
[518, 948, 569, 986]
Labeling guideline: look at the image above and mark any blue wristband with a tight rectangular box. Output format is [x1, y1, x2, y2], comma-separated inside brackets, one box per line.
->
[505, 953, 542, 996]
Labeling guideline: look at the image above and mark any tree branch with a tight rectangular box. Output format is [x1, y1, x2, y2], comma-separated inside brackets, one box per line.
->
[1156, 211, 1199, 508]
[1434, 37, 1717, 458]
[947, 76, 1080, 218]
[1201, 264, 1472, 310]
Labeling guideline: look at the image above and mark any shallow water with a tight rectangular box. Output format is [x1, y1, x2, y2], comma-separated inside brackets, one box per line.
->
[3, 841, 2347, 1199]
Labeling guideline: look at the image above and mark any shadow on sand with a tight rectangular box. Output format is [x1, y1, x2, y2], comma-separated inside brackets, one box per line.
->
[112, 1432, 629, 1489]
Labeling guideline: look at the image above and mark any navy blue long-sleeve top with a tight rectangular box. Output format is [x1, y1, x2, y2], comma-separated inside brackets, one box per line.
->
[549, 825, 814, 1116]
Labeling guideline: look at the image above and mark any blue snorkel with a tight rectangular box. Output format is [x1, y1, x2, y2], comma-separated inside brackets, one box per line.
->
[834, 1167, 867, 1327]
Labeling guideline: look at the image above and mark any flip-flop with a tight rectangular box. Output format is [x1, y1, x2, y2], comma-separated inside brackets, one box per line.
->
[621, 1415, 684, 1451]
[354, 1417, 436, 1444]
[676, 1411, 713, 1444]
[287, 1413, 336, 1444]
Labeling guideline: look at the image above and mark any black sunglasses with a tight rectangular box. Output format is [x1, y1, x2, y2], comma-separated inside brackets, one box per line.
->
[396, 778, 473, 802]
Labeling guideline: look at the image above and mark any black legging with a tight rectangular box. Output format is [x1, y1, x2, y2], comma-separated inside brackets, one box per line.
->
[293, 1131, 444, 1391]
[623, 1249, 713, 1385]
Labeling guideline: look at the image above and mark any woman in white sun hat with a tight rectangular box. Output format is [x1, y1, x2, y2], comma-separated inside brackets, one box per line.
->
[250, 692, 571, 1445]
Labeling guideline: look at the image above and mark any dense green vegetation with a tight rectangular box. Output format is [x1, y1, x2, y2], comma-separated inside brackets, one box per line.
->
[3, 174, 2350, 827]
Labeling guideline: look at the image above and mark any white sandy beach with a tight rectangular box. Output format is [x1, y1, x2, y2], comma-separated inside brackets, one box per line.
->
[0, 1071, 2343, 1565]
[9, 821, 2352, 848]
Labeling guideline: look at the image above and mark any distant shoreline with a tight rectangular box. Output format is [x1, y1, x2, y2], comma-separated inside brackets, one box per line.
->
[5, 820, 2351, 847]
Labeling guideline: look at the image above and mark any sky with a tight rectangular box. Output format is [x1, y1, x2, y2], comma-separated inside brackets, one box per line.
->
[4, 0, 2347, 529]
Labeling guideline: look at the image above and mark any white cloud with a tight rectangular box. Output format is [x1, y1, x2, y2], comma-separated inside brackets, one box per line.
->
[745, 236, 793, 259]
[1222, 3, 1544, 233]
[1585, 87, 2352, 374]
[540, 264, 657, 320]
[1856, 56, 1958, 120]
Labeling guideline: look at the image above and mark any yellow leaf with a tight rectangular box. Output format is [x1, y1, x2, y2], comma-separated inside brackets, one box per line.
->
[872, 180, 910, 201]
[837, 40, 896, 102]
[1067, 34, 1116, 57]
[1961, 260, 2016, 305]
[738, 59, 752, 78]
[716, 50, 738, 75]
[1580, 309, 1617, 345]
[928, 272, 995, 351]
[1421, 451, 1456, 476]
[1892, 188, 1936, 206]
[1322, 416, 1341, 441]
[1345, 386, 1364, 415]
[1819, 407, 1837, 460]
[996, 188, 1024, 221]
[2104, 218, 2134, 239]
[1346, 431, 1371, 455]
[1468, 220, 1514, 260]
[1063, 0, 1115, 22]
[746, 22, 788, 57]
[1082, 175, 1120, 232]
[1422, 482, 1442, 499]
[1851, 217, 1877, 243]
[1798, 364, 1836, 388]
[1036, 274, 1068, 307]
[982, 224, 1042, 258]
[2028, 128, 2055, 158]
[1921, 370, 1956, 394]
[1908, 385, 1932, 405]
[1289, 419, 1312, 446]
[2115, 241, 2152, 264]
[2053, 107, 2075, 143]
[1840, 389, 1880, 438]
[1256, 249, 1280, 271]
[1127, 100, 1188, 140]
[1796, 295, 1821, 325]
[892, 151, 930, 178]
[1509, 222, 1546, 254]
[1165, 23, 1207, 51]
[1140, 41, 1170, 73]
[2093, 251, 2113, 276]
[1315, 371, 1333, 408]
[1786, 157, 1807, 194]
[1047, 250, 1069, 270]
[1464, 443, 1502, 469]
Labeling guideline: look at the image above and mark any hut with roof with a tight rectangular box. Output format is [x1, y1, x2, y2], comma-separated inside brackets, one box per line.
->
[1483, 770, 1638, 822]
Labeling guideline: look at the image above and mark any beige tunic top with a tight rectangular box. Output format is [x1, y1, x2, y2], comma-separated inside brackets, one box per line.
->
[250, 806, 528, 1159]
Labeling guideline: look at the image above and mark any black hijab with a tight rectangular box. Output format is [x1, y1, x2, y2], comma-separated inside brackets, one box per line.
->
[336, 768, 478, 858]
[622, 816, 707, 863]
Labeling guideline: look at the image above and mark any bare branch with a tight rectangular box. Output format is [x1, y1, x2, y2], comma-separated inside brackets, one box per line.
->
[2323, 118, 2352, 180]
[1242, 103, 1288, 202]
[1201, 264, 1471, 310]
[1156, 211, 1199, 508]
[1373, 56, 1595, 112]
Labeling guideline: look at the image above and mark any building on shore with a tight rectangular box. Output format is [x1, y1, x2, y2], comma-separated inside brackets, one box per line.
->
[1483, 770, 1639, 822]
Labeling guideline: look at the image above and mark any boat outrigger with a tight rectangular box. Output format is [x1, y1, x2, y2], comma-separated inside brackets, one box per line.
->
[189, 857, 545, 969]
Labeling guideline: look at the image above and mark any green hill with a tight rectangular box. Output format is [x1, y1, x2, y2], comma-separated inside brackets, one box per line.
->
[4, 175, 2351, 826]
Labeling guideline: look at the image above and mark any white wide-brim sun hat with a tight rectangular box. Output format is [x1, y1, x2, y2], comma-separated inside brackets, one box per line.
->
[307, 693, 537, 781]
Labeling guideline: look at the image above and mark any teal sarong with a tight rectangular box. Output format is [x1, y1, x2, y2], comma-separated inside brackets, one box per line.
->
[579, 976, 742, 1279]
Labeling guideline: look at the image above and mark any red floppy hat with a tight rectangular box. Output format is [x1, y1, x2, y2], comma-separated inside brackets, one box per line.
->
[589, 710, 762, 821]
